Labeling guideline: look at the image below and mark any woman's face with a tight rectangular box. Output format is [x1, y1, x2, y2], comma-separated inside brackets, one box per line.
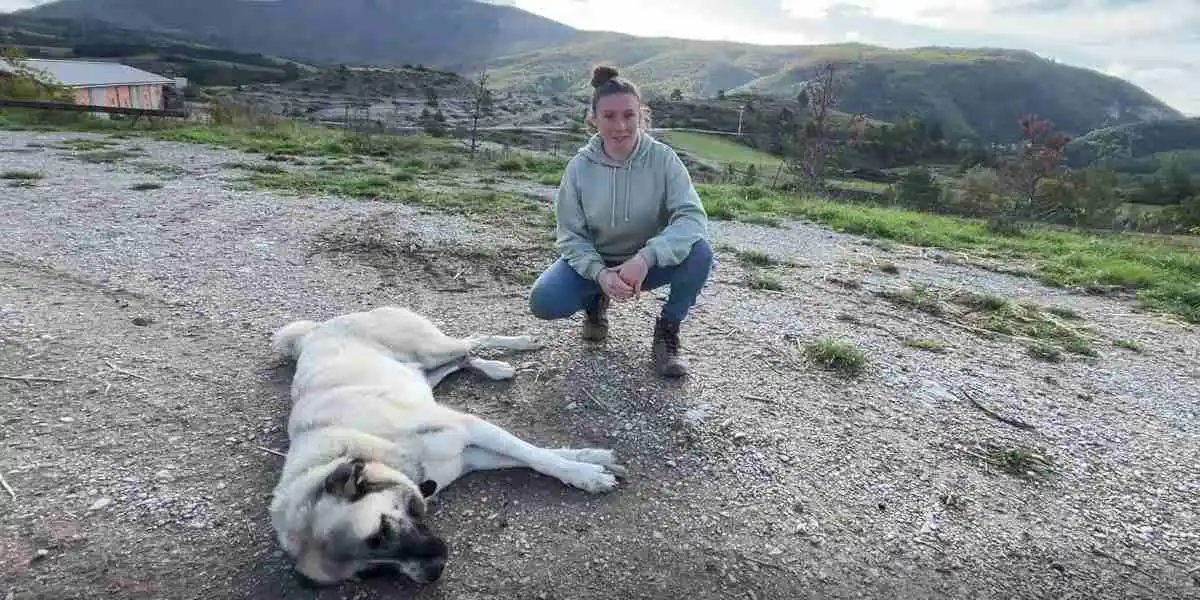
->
[593, 92, 641, 158]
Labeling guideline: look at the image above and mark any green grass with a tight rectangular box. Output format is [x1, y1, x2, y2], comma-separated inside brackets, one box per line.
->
[662, 131, 782, 170]
[1, 169, 44, 180]
[698, 184, 1200, 324]
[803, 338, 868, 377]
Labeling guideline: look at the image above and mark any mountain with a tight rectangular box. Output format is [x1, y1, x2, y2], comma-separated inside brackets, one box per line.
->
[11, 0, 1185, 143]
[14, 0, 580, 68]
[481, 35, 1183, 143]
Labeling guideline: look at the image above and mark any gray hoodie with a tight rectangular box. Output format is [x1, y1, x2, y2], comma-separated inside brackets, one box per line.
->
[553, 131, 708, 281]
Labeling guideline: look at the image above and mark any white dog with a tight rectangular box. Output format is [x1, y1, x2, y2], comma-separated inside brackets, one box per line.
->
[266, 306, 626, 587]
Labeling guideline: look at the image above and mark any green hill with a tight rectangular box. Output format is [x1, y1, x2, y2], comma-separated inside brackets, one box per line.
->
[1065, 118, 1200, 171]
[15, 0, 580, 68]
[0, 15, 313, 87]
[483, 36, 1182, 143]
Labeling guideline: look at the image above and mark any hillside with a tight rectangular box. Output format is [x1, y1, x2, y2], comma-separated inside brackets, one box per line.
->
[15, 0, 580, 68]
[1064, 117, 1200, 170]
[0, 15, 313, 87]
[9, 0, 1185, 144]
[482, 35, 1183, 143]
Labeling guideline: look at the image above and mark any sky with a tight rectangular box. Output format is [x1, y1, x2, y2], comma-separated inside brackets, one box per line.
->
[1, 0, 1197, 115]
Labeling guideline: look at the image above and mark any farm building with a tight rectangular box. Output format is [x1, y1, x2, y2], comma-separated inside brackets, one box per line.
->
[0, 58, 177, 111]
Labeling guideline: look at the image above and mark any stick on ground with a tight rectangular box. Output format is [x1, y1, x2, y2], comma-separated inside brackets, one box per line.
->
[959, 387, 1036, 431]
[0, 471, 15, 500]
[0, 374, 67, 383]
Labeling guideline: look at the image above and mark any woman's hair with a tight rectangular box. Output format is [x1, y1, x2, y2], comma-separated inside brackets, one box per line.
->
[585, 64, 651, 132]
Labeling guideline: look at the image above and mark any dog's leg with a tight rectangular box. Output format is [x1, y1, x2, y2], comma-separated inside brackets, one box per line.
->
[458, 415, 624, 493]
[461, 446, 626, 475]
[425, 357, 517, 388]
[465, 334, 543, 353]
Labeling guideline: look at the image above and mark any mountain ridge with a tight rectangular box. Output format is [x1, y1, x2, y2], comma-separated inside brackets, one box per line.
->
[9, 0, 1186, 143]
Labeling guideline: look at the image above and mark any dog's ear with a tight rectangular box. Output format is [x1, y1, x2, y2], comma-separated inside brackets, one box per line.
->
[323, 458, 368, 500]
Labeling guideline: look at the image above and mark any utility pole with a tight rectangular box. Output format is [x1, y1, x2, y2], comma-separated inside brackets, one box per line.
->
[737, 104, 745, 136]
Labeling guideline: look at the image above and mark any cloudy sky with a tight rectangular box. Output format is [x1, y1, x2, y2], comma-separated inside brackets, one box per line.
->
[2, 0, 1196, 114]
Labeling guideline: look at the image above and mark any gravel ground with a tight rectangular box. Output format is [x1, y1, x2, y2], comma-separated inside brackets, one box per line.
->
[1, 131, 1198, 600]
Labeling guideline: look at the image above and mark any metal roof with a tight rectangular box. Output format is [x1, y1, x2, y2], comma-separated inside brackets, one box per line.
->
[0, 58, 173, 88]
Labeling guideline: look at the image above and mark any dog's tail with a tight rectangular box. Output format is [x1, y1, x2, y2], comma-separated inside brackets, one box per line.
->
[270, 319, 320, 359]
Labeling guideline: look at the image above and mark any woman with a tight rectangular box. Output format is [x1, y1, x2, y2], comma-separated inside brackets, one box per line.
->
[528, 65, 713, 378]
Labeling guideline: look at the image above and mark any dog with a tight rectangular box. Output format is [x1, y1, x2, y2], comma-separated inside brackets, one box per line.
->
[266, 305, 626, 587]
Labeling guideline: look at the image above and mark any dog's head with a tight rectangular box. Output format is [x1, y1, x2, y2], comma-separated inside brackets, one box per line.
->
[292, 457, 446, 587]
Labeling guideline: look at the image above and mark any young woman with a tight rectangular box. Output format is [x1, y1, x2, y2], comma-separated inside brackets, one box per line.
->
[528, 65, 713, 378]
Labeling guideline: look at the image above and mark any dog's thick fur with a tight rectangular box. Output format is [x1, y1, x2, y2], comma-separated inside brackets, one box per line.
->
[267, 306, 625, 586]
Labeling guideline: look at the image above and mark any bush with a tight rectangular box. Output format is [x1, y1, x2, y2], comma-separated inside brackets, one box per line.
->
[951, 165, 1009, 217]
[895, 167, 942, 211]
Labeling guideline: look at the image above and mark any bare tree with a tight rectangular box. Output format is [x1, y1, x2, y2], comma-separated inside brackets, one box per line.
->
[782, 61, 865, 191]
[465, 69, 493, 159]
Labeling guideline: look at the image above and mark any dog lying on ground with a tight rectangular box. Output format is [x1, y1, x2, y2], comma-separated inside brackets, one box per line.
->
[267, 305, 626, 587]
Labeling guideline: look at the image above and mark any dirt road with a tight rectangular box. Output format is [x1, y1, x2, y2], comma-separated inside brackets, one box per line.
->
[1, 131, 1197, 599]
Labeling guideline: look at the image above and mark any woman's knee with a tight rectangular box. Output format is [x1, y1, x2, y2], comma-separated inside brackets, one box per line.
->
[528, 262, 585, 320]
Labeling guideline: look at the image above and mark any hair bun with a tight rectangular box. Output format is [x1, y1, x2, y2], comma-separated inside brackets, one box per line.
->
[590, 65, 619, 88]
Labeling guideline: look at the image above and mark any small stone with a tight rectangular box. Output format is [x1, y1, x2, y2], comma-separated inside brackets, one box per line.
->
[131, 316, 153, 326]
[88, 498, 112, 511]
[59, 416, 74, 423]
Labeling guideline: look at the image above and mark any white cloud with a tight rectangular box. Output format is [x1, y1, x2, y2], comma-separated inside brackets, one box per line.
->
[511, 0, 822, 44]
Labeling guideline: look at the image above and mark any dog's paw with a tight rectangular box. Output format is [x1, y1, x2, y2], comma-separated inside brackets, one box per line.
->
[470, 358, 517, 380]
[560, 462, 620, 494]
[555, 448, 627, 478]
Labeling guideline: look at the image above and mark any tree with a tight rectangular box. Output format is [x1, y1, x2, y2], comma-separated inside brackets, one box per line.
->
[782, 61, 866, 191]
[998, 114, 1072, 221]
[464, 69, 493, 159]
[669, 88, 683, 101]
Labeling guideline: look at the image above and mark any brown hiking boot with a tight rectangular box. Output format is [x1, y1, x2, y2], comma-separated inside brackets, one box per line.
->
[582, 293, 609, 342]
[652, 316, 689, 377]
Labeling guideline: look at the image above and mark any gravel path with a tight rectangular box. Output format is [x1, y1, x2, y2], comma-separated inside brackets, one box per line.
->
[1, 131, 1197, 600]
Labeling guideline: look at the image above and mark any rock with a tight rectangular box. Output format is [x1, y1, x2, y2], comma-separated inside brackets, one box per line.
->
[88, 498, 112, 511]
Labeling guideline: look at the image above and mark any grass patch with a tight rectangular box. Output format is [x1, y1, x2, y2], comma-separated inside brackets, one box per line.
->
[1, 169, 44, 180]
[223, 161, 288, 174]
[662, 131, 782, 171]
[56, 137, 116, 151]
[73, 149, 141, 163]
[241, 168, 550, 227]
[1114, 338, 1144, 353]
[734, 248, 778, 267]
[973, 442, 1057, 481]
[1025, 342, 1063, 362]
[880, 285, 1101, 357]
[906, 338, 946, 352]
[803, 338, 868, 377]
[745, 272, 784, 291]
[697, 184, 1200, 324]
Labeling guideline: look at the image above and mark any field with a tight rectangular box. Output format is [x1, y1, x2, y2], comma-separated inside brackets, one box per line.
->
[1, 118, 1198, 600]
[660, 130, 783, 171]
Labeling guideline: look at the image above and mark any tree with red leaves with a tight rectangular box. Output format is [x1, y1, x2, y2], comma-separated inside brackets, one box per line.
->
[999, 114, 1073, 220]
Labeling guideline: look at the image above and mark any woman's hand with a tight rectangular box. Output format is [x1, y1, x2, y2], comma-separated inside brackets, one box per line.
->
[598, 268, 635, 301]
[615, 251, 650, 296]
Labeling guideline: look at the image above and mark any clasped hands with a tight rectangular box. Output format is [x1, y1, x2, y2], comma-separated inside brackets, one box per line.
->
[597, 249, 650, 302]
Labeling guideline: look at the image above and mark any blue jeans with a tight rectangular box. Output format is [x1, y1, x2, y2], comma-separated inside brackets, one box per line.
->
[529, 239, 714, 323]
